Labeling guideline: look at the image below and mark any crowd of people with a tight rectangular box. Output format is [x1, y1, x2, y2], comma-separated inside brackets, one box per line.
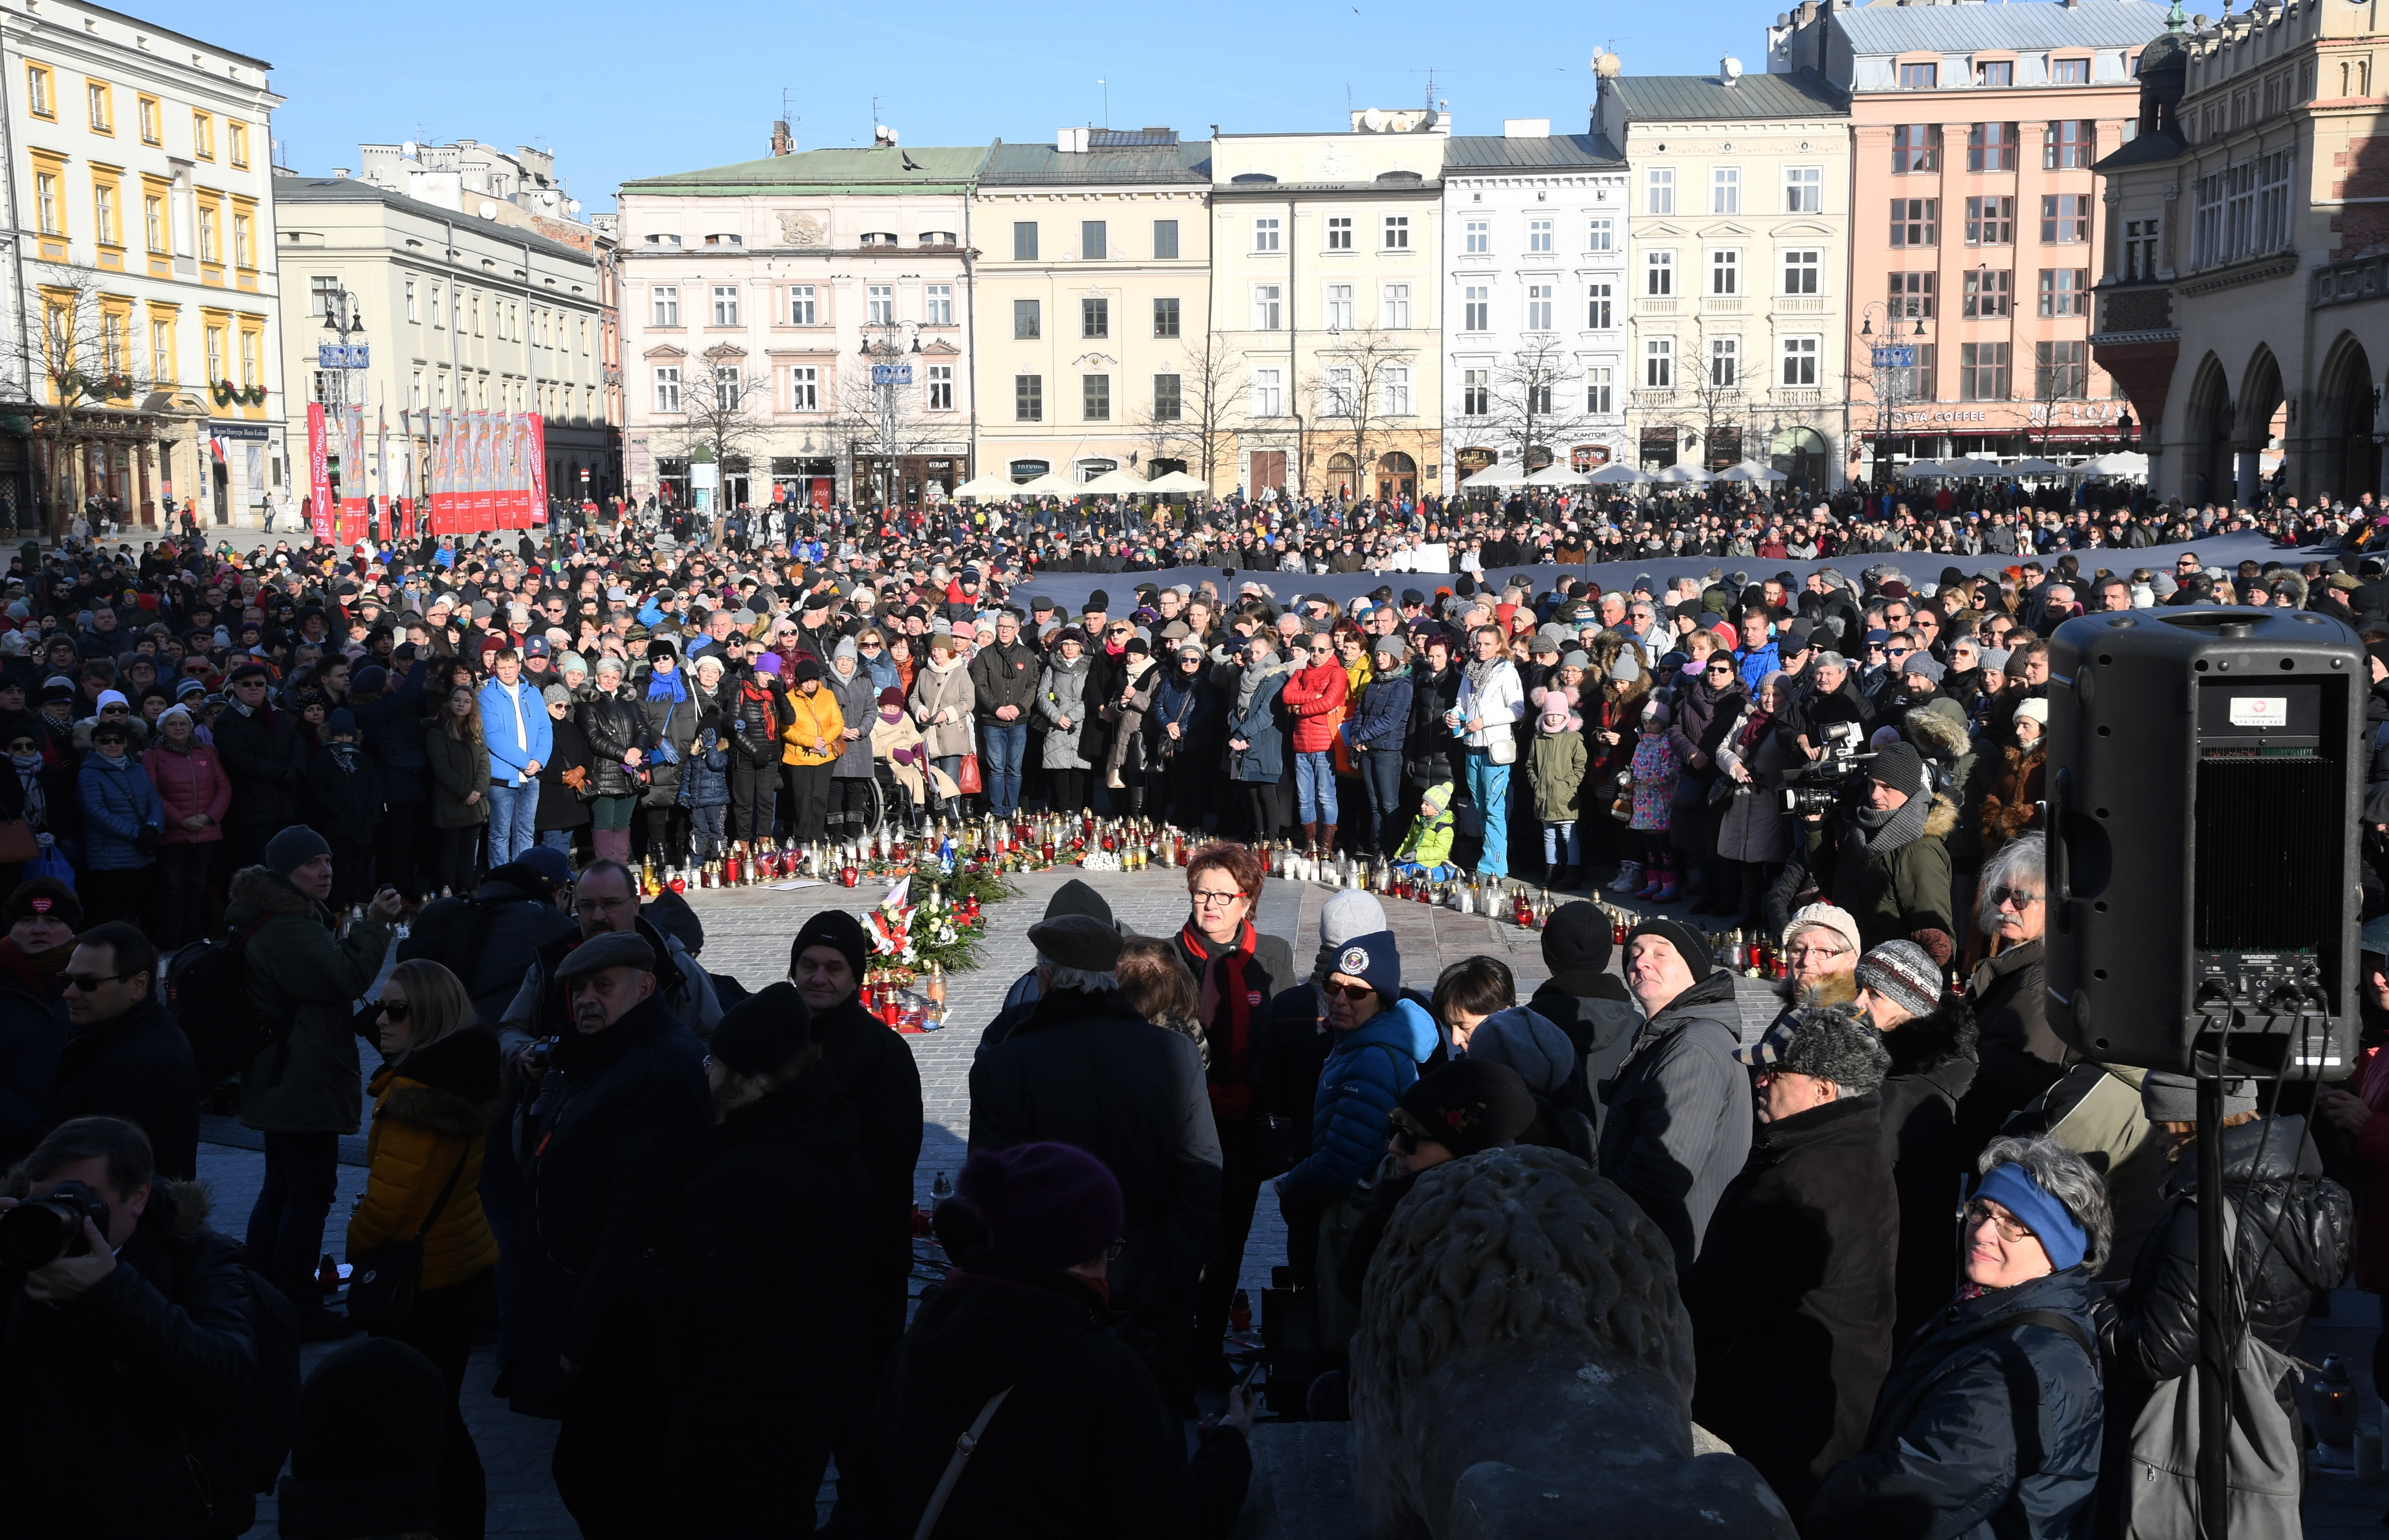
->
[0, 488, 2383, 1540]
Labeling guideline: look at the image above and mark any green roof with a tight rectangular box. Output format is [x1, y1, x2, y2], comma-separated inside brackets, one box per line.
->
[621, 143, 991, 196]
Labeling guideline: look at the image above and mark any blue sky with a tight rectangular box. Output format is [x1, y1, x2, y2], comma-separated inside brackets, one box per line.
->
[134, 0, 2019, 208]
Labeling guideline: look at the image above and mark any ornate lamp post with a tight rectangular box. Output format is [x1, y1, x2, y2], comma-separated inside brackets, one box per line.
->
[1857, 301, 1929, 488]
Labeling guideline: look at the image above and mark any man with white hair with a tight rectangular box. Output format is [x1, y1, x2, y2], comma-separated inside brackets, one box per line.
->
[968, 913, 1223, 1409]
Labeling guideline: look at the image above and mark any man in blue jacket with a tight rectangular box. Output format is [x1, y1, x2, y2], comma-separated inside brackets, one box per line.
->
[1274, 928, 1435, 1307]
[478, 647, 550, 867]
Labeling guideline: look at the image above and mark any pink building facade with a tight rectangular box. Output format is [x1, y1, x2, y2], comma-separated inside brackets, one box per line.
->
[1771, 0, 2169, 481]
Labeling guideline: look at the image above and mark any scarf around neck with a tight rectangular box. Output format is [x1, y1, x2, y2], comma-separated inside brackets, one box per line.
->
[1181, 917, 1260, 1120]
[1848, 782, 1933, 857]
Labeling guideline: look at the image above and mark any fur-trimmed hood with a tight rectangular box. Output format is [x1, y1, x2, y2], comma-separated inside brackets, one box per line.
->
[1880, 991, 1978, 1079]
[226, 864, 326, 919]
[374, 1024, 505, 1136]
[1902, 705, 1972, 762]
[1920, 793, 1960, 842]
[1782, 969, 1861, 1009]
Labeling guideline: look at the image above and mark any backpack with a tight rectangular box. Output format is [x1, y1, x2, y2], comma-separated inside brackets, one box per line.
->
[236, 1259, 302, 1494]
[164, 916, 280, 1082]
[2120, 1202, 2304, 1540]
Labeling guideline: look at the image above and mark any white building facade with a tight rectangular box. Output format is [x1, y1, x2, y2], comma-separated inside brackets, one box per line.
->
[1439, 122, 1630, 487]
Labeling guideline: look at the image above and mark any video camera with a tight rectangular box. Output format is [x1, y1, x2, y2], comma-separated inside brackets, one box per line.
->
[0, 1181, 111, 1271]
[1778, 720, 1877, 817]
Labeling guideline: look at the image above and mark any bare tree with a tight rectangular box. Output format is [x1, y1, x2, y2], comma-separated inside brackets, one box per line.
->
[2026, 341, 2087, 460]
[1131, 329, 1245, 487]
[1476, 336, 1596, 474]
[1679, 316, 1749, 472]
[666, 346, 771, 503]
[829, 355, 950, 507]
[0, 264, 157, 530]
[1302, 327, 1415, 503]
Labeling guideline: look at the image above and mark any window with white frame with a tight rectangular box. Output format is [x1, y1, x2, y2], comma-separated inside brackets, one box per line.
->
[1527, 217, 1553, 253]
[1587, 365, 1612, 414]
[652, 286, 679, 326]
[1588, 281, 1612, 329]
[1526, 283, 1554, 331]
[1645, 338, 1673, 388]
[1711, 249, 1739, 295]
[790, 365, 818, 410]
[789, 285, 816, 325]
[1326, 283, 1355, 330]
[1713, 167, 1740, 214]
[410, 370, 425, 408]
[1587, 216, 1614, 251]
[1781, 335, 1820, 386]
[1378, 364, 1412, 415]
[1323, 365, 1356, 416]
[1464, 219, 1489, 254]
[1254, 284, 1283, 330]
[1785, 166, 1822, 213]
[714, 365, 741, 409]
[928, 363, 953, 410]
[867, 284, 894, 324]
[1328, 216, 1353, 250]
[925, 284, 953, 325]
[1463, 368, 1490, 415]
[1463, 284, 1489, 331]
[1381, 283, 1412, 327]
[2037, 268, 2090, 316]
[711, 285, 739, 326]
[1252, 367, 1283, 416]
[1383, 215, 1410, 250]
[2124, 217, 2162, 280]
[1709, 337, 1739, 387]
[654, 366, 681, 412]
[1646, 250, 1674, 296]
[1647, 167, 1674, 214]
[1254, 217, 1281, 252]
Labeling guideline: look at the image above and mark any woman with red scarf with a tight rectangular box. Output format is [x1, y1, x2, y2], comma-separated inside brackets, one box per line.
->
[1172, 841, 1294, 1389]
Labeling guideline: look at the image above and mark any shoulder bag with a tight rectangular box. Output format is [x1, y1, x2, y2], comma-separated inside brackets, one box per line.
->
[344, 1146, 470, 1333]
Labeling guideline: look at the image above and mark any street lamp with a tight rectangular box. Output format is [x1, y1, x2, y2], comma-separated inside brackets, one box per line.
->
[1856, 301, 1931, 487]
[855, 316, 921, 510]
[317, 284, 368, 411]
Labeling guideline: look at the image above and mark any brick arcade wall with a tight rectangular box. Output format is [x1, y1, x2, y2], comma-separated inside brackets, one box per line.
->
[2332, 134, 2389, 259]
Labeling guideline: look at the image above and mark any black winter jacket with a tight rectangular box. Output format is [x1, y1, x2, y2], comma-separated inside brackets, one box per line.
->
[864, 1254, 1251, 1540]
[1877, 993, 1980, 1343]
[41, 991, 200, 1181]
[1687, 1092, 1899, 1518]
[0, 1180, 259, 1540]
[1405, 663, 1462, 785]
[1595, 969, 1753, 1285]
[1525, 974, 1642, 1139]
[536, 715, 594, 831]
[1808, 1265, 2105, 1540]
[0, 948, 64, 1169]
[969, 987, 1223, 1314]
[212, 701, 307, 828]
[511, 990, 713, 1419]
[575, 685, 649, 801]
[726, 677, 786, 775]
[969, 637, 1041, 724]
[808, 990, 926, 1360]
[301, 744, 384, 849]
[398, 874, 578, 1033]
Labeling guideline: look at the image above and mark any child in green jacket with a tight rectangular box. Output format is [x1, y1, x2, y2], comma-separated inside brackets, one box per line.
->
[1393, 780, 1457, 879]
[1528, 685, 1589, 888]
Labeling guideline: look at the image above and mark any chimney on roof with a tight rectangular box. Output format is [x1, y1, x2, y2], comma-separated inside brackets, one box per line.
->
[333, 168, 350, 179]
[1057, 126, 1091, 153]
[770, 119, 795, 156]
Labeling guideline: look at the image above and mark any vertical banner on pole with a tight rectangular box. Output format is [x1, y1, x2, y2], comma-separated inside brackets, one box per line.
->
[474, 412, 495, 532]
[374, 409, 391, 547]
[429, 410, 450, 537]
[528, 415, 548, 525]
[497, 412, 523, 530]
[339, 404, 368, 545]
[306, 404, 334, 542]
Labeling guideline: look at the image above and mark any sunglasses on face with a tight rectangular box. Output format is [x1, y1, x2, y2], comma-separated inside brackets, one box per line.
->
[1326, 981, 1376, 1002]
[378, 1001, 413, 1021]
[60, 971, 128, 992]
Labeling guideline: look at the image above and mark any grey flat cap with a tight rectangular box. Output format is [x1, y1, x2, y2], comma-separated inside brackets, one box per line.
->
[556, 930, 657, 981]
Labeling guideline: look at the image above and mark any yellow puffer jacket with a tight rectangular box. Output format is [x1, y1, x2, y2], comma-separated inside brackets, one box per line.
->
[347, 1025, 505, 1292]
[782, 681, 844, 767]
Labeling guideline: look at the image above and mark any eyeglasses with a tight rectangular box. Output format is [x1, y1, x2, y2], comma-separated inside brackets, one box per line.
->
[1886, 646, 1912, 658]
[1963, 1199, 2035, 1244]
[60, 971, 129, 992]
[1784, 945, 1851, 963]
[1325, 981, 1376, 1001]
[378, 1001, 413, 1021]
[1989, 887, 2044, 910]
[1191, 888, 1247, 908]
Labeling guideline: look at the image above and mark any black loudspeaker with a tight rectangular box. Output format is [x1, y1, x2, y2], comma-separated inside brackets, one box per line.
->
[2046, 607, 2363, 1080]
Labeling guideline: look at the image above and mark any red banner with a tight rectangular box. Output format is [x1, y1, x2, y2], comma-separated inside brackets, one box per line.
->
[306, 405, 333, 541]
[338, 404, 368, 546]
[527, 414, 547, 524]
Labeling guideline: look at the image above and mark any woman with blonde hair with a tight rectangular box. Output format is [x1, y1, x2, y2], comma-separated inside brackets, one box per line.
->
[350, 957, 504, 1540]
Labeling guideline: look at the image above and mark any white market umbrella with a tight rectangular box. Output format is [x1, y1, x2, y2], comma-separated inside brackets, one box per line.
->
[1586, 461, 1655, 485]
[1899, 459, 1950, 479]
[1524, 463, 1591, 487]
[1077, 467, 1152, 496]
[2073, 451, 2150, 479]
[2008, 456, 2069, 477]
[1144, 470, 1211, 495]
[948, 474, 1021, 501]
[1718, 460, 1787, 483]
[1654, 462, 1714, 485]
[1459, 461, 1533, 489]
[1012, 472, 1078, 497]
[1942, 456, 2009, 478]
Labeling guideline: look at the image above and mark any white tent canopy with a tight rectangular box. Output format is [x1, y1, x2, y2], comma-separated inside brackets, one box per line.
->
[1011, 472, 1078, 497]
[1143, 470, 1211, 495]
[948, 474, 1023, 501]
[1718, 460, 1787, 483]
[1653, 462, 1713, 485]
[1459, 461, 1533, 488]
[1940, 457, 2009, 477]
[2073, 451, 2151, 479]
[1524, 463, 1591, 486]
[2007, 456, 2071, 477]
[1076, 467, 1152, 495]
[1586, 461, 1656, 485]
[1899, 459, 1949, 479]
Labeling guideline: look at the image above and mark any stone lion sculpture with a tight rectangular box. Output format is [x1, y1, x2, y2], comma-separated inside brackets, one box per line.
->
[1350, 1146, 1798, 1540]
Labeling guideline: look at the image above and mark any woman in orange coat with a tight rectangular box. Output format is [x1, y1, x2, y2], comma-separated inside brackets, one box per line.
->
[349, 957, 504, 1540]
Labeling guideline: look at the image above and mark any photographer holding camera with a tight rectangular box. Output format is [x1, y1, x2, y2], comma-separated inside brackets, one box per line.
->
[0, 1115, 266, 1540]
[1784, 739, 1960, 964]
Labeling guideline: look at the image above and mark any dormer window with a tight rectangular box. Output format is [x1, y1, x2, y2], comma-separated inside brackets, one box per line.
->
[703, 233, 744, 246]
[860, 231, 899, 246]
[2050, 57, 2090, 84]
[644, 233, 682, 246]
[918, 231, 958, 246]
[1975, 60, 2013, 87]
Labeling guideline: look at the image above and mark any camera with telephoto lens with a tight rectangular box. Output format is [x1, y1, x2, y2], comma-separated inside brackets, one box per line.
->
[0, 1181, 112, 1271]
[1778, 720, 1877, 817]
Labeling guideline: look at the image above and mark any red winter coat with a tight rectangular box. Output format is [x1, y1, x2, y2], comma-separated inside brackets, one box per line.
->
[1278, 659, 1349, 754]
[144, 740, 231, 845]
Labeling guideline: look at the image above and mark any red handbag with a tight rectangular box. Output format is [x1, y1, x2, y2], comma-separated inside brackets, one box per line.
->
[956, 754, 983, 795]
